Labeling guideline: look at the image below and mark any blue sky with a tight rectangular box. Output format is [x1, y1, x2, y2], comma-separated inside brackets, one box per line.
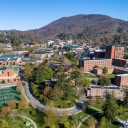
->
[0, 0, 127, 31]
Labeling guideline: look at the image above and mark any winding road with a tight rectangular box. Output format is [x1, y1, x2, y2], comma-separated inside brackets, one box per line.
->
[23, 81, 86, 115]
[0, 82, 86, 115]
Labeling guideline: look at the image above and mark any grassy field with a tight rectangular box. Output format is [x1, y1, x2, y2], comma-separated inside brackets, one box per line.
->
[92, 103, 103, 110]
[0, 117, 33, 128]
[106, 74, 116, 78]
[54, 95, 77, 108]
[14, 107, 45, 128]
[85, 75, 98, 78]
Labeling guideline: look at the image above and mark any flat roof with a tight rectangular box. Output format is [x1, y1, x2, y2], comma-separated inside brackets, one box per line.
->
[89, 85, 120, 89]
[81, 58, 112, 62]
[116, 74, 128, 77]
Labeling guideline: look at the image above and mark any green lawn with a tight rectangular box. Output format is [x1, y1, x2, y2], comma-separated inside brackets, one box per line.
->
[92, 103, 103, 110]
[54, 96, 77, 108]
[85, 75, 98, 78]
[81, 114, 120, 128]
[106, 74, 116, 78]
[0, 117, 33, 128]
[14, 107, 46, 128]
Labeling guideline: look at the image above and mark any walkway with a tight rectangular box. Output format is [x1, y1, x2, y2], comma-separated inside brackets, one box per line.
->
[14, 115, 37, 128]
[77, 106, 124, 128]
[77, 111, 101, 128]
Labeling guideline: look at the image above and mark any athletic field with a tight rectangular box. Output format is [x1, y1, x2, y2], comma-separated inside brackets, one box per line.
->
[0, 87, 20, 106]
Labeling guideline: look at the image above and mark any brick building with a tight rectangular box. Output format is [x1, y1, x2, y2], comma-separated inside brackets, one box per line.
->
[93, 67, 114, 75]
[113, 58, 128, 67]
[0, 66, 20, 83]
[79, 59, 112, 72]
[114, 74, 128, 87]
[86, 85, 124, 98]
[94, 49, 105, 58]
[105, 44, 124, 59]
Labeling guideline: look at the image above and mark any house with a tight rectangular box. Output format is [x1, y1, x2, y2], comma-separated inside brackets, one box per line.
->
[50, 63, 72, 74]
[45, 77, 58, 88]
[21, 39, 32, 48]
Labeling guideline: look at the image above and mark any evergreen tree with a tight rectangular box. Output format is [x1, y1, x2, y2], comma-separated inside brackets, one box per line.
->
[102, 93, 117, 122]
[123, 93, 128, 107]
[103, 67, 108, 74]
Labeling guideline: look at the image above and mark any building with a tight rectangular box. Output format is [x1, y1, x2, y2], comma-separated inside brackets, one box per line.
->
[114, 74, 128, 87]
[113, 58, 128, 67]
[86, 85, 124, 98]
[31, 48, 53, 59]
[79, 58, 112, 72]
[50, 63, 73, 74]
[63, 45, 79, 51]
[0, 54, 23, 66]
[105, 44, 124, 59]
[0, 65, 20, 83]
[93, 67, 114, 75]
[21, 58, 42, 66]
[94, 49, 105, 58]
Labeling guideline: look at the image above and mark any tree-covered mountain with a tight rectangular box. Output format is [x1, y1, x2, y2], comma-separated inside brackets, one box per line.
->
[9, 14, 128, 44]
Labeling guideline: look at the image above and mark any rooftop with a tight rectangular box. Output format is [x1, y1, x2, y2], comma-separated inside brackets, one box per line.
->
[89, 85, 121, 90]
[116, 74, 128, 77]
[81, 58, 112, 62]
[106, 44, 123, 47]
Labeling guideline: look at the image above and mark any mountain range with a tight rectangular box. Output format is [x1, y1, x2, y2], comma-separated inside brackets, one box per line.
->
[10, 14, 128, 44]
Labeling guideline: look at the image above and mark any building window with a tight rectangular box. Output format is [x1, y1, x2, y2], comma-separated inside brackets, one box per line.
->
[8, 72, 10, 77]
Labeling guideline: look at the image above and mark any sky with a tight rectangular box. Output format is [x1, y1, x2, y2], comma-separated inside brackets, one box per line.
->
[0, 0, 127, 31]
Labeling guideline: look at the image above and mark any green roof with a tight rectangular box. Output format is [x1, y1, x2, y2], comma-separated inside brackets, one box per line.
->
[9, 65, 19, 72]
[14, 66, 19, 72]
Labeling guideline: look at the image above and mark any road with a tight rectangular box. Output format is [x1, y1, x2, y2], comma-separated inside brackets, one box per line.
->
[23, 81, 86, 115]
[0, 81, 86, 115]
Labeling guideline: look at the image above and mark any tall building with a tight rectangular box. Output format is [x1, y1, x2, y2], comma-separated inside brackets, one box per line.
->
[105, 44, 124, 59]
